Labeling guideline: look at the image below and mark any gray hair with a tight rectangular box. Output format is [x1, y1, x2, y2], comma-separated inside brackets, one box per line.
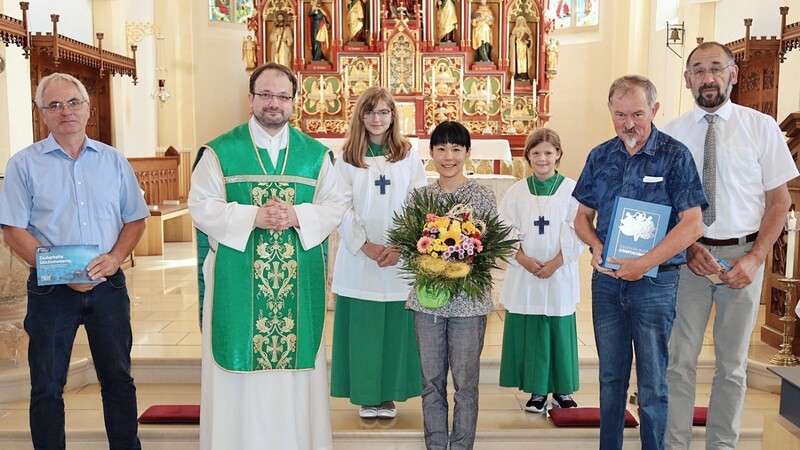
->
[34, 73, 90, 108]
[607, 75, 658, 108]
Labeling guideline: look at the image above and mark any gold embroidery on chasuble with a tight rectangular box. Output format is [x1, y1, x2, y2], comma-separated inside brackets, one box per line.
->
[250, 182, 302, 370]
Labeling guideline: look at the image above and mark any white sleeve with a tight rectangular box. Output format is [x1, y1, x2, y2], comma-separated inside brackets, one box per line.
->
[188, 150, 259, 252]
[560, 196, 585, 265]
[334, 159, 368, 255]
[293, 155, 348, 250]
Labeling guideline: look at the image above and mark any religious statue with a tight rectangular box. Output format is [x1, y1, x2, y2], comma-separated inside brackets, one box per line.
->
[347, 0, 366, 43]
[242, 35, 257, 72]
[546, 37, 560, 71]
[471, 0, 494, 63]
[437, 0, 458, 43]
[510, 16, 532, 81]
[270, 13, 294, 68]
[389, 0, 417, 19]
[308, 0, 330, 62]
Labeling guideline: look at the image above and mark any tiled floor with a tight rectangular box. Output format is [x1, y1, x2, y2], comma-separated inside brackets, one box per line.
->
[0, 242, 785, 449]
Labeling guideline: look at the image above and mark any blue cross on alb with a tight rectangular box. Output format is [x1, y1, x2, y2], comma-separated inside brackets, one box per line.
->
[375, 175, 391, 194]
[534, 215, 550, 234]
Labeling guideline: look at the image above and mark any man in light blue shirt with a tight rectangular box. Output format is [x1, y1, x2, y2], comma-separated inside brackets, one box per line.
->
[0, 72, 148, 449]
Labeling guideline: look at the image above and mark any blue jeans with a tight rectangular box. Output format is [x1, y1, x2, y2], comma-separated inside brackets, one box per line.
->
[25, 270, 140, 450]
[592, 268, 679, 450]
[414, 312, 487, 450]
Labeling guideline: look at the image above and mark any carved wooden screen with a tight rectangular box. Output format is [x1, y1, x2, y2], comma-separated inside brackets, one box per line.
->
[29, 58, 113, 145]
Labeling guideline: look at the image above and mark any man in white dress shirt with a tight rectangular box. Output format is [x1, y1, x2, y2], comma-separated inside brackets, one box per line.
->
[189, 62, 345, 450]
[663, 42, 797, 450]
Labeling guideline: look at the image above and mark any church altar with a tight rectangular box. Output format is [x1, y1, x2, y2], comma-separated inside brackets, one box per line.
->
[245, 0, 560, 173]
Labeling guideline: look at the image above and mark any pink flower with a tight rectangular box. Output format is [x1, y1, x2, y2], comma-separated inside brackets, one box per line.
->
[426, 213, 441, 222]
[471, 237, 483, 253]
[417, 236, 434, 253]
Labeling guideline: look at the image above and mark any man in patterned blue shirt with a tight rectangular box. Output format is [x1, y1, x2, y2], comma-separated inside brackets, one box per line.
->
[572, 75, 706, 450]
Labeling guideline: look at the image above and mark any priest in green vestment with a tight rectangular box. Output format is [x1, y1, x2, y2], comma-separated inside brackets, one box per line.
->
[189, 62, 346, 450]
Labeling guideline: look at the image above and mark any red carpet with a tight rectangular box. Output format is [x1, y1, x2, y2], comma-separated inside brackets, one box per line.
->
[138, 405, 200, 424]
[549, 407, 639, 427]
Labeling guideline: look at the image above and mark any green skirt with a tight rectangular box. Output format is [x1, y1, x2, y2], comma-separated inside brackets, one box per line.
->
[330, 296, 422, 405]
[499, 312, 580, 394]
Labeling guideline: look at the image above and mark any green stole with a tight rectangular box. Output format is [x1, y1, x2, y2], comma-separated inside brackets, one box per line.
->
[526, 172, 564, 196]
[366, 141, 384, 157]
[194, 123, 331, 372]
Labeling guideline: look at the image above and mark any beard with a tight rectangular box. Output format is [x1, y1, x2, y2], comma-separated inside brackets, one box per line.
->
[622, 126, 639, 149]
[254, 107, 290, 130]
[695, 83, 729, 108]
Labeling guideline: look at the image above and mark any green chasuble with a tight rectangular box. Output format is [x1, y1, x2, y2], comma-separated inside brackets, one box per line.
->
[195, 123, 332, 372]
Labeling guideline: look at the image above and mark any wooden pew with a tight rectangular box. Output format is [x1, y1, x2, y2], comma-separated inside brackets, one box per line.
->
[128, 149, 193, 256]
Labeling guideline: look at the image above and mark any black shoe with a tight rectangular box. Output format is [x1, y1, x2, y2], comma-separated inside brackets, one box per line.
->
[552, 393, 577, 408]
[524, 393, 547, 413]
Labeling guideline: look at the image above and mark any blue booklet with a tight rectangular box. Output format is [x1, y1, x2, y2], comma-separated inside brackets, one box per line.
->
[602, 197, 672, 278]
[35, 245, 101, 286]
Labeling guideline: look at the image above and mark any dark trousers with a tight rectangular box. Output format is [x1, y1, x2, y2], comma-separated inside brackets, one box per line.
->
[25, 270, 140, 450]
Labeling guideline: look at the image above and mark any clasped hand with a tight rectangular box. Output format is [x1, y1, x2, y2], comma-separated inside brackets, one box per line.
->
[255, 197, 298, 231]
[362, 241, 400, 267]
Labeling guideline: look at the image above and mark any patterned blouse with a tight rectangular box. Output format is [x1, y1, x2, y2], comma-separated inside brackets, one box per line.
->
[405, 179, 497, 317]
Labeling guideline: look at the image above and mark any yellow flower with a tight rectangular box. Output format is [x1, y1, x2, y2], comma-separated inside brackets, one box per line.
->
[462, 221, 478, 235]
[439, 224, 463, 247]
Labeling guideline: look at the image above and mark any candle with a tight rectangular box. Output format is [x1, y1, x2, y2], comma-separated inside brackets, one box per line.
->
[486, 77, 491, 104]
[431, 63, 436, 95]
[319, 76, 325, 103]
[510, 77, 515, 103]
[368, 67, 373, 86]
[788, 210, 798, 278]
[344, 69, 349, 99]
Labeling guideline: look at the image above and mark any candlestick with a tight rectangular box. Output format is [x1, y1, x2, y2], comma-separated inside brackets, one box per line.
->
[770, 277, 800, 366]
[788, 210, 798, 278]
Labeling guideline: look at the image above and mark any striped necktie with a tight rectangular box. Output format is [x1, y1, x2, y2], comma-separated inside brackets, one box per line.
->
[702, 114, 717, 226]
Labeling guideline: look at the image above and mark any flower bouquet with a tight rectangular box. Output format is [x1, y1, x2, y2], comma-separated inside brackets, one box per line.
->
[388, 189, 517, 308]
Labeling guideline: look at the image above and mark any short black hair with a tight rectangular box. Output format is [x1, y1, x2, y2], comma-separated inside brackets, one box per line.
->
[249, 62, 298, 97]
[429, 121, 471, 149]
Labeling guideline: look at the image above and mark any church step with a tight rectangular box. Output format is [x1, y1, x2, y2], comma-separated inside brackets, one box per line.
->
[0, 352, 780, 405]
[0, 378, 770, 450]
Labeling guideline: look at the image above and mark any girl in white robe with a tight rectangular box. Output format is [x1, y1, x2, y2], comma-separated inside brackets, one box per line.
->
[498, 128, 583, 413]
[330, 86, 427, 418]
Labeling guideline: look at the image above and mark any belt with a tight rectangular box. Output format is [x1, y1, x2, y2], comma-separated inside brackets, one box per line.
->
[659, 265, 680, 272]
[697, 232, 758, 247]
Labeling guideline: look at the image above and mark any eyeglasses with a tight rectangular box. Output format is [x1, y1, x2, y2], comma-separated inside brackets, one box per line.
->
[252, 92, 294, 103]
[41, 99, 86, 112]
[689, 64, 733, 79]
[363, 109, 392, 119]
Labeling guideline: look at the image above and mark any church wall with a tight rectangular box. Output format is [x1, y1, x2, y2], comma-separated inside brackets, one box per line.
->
[188, 2, 251, 147]
[546, 0, 651, 180]
[154, 0, 198, 154]
[93, 0, 157, 157]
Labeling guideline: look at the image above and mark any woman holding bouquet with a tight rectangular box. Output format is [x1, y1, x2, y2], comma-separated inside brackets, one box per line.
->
[330, 86, 427, 419]
[498, 128, 582, 413]
[405, 121, 500, 450]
